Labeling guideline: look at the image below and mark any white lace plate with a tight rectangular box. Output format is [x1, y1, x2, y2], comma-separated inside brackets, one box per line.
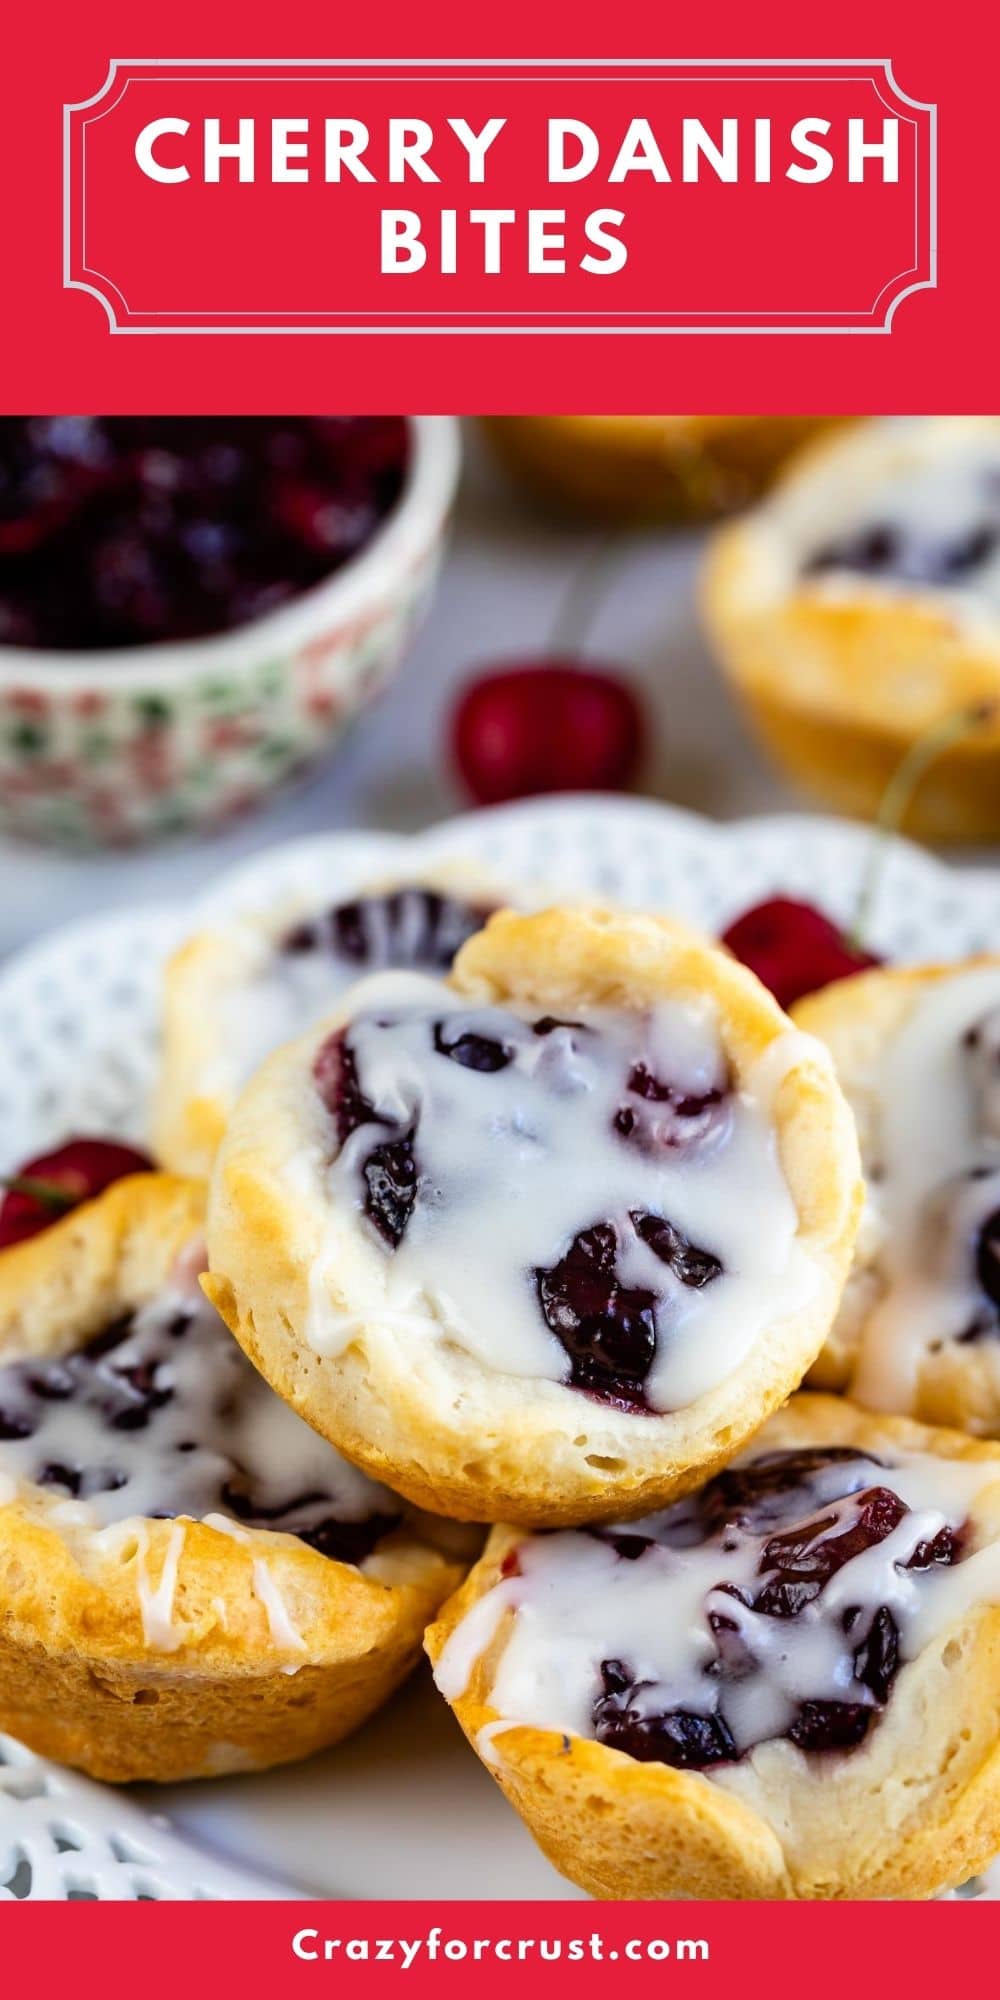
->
[1, 795, 1000, 1901]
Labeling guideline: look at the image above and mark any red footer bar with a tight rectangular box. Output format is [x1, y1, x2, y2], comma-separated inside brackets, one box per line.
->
[2, 1899, 991, 1996]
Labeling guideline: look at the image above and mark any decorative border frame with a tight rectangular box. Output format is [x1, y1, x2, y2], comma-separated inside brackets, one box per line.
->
[63, 57, 937, 335]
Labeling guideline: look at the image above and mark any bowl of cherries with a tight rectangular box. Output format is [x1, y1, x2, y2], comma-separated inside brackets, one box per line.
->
[0, 416, 460, 846]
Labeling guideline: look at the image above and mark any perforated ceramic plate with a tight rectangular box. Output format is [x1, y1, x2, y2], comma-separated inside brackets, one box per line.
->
[2, 795, 1000, 1900]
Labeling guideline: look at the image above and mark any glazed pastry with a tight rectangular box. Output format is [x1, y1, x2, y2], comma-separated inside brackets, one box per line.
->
[205, 905, 861, 1526]
[703, 418, 1000, 840]
[483, 417, 835, 524]
[0, 1171, 465, 1783]
[427, 1393, 1000, 1901]
[155, 867, 506, 1178]
[795, 958, 1000, 1435]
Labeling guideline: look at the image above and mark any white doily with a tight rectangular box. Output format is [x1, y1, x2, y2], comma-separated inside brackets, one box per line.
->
[1, 796, 998, 1169]
[0, 1735, 287, 1900]
[1, 795, 999, 1897]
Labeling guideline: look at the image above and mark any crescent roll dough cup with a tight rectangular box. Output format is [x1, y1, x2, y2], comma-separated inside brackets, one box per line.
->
[703, 419, 1000, 841]
[795, 957, 1000, 1435]
[206, 905, 861, 1527]
[426, 1395, 1000, 1900]
[0, 1173, 465, 1783]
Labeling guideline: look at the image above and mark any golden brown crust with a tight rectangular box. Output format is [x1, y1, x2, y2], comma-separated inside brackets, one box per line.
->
[426, 1394, 1000, 1900]
[483, 417, 838, 524]
[206, 904, 862, 1527]
[794, 959, 1000, 1432]
[0, 1174, 465, 1782]
[701, 419, 1000, 841]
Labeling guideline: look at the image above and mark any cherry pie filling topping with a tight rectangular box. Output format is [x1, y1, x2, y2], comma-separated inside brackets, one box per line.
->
[444, 1444, 981, 1773]
[0, 1282, 400, 1563]
[313, 975, 811, 1414]
[587, 1449, 963, 1764]
[280, 886, 494, 972]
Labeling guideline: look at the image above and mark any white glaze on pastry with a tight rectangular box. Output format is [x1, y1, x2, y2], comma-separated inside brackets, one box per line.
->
[436, 1443, 998, 1768]
[310, 970, 816, 1414]
[850, 968, 1000, 1413]
[0, 1260, 396, 1545]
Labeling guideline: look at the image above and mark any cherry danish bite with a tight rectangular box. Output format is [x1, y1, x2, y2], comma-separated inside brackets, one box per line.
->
[156, 867, 510, 1181]
[0, 1171, 465, 1783]
[794, 957, 1000, 1436]
[427, 1394, 1000, 1901]
[205, 905, 861, 1527]
[703, 417, 1000, 840]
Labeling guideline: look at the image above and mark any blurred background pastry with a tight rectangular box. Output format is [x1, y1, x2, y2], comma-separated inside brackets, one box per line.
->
[482, 415, 837, 524]
[703, 418, 1000, 841]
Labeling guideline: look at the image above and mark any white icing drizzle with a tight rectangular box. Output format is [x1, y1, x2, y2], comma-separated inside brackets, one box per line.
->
[0, 1274, 396, 1539]
[435, 1444, 1000, 1770]
[202, 1514, 308, 1658]
[850, 968, 1000, 1413]
[315, 971, 817, 1412]
[748, 1028, 833, 1110]
[476, 1718, 517, 1767]
[251, 1558, 308, 1654]
[135, 1520, 186, 1653]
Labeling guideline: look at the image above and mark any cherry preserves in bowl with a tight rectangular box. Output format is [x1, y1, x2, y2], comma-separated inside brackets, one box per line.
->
[0, 416, 459, 848]
[0, 419, 408, 652]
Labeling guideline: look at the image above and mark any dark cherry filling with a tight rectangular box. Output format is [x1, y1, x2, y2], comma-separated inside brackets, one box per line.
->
[433, 1021, 513, 1072]
[0, 1309, 400, 1558]
[631, 1212, 723, 1291]
[319, 1033, 418, 1250]
[975, 1208, 1000, 1317]
[536, 1224, 657, 1410]
[693, 1446, 879, 1537]
[593, 1662, 738, 1768]
[358, 1137, 418, 1251]
[536, 1213, 722, 1410]
[614, 1062, 728, 1152]
[0, 1312, 186, 1450]
[0, 418, 408, 650]
[219, 1483, 398, 1567]
[803, 515, 999, 591]
[588, 1448, 965, 1769]
[281, 886, 492, 973]
[317, 1015, 730, 1406]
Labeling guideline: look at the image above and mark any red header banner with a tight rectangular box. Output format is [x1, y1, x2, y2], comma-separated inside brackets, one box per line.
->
[0, 0, 993, 409]
[63, 59, 935, 336]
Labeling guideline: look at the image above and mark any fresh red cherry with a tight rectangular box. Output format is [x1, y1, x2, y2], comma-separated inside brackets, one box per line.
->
[0, 1138, 154, 1249]
[451, 661, 644, 807]
[721, 898, 881, 1012]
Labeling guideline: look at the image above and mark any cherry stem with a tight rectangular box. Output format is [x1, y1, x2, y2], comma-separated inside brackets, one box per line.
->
[549, 534, 623, 658]
[0, 1174, 77, 1213]
[850, 700, 997, 953]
